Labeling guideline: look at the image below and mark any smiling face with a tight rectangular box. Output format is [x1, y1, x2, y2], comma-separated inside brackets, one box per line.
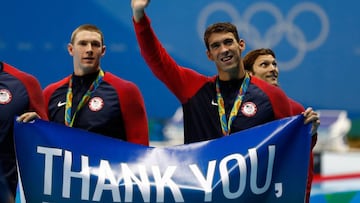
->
[250, 54, 279, 86]
[243, 48, 280, 86]
[67, 26, 106, 76]
[206, 32, 245, 80]
[204, 22, 246, 81]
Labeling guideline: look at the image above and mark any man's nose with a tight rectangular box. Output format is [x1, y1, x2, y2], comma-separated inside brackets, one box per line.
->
[85, 44, 94, 54]
[270, 63, 277, 70]
[219, 44, 229, 53]
[85, 43, 93, 50]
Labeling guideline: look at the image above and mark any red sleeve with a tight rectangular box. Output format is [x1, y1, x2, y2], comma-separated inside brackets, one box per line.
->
[3, 63, 48, 120]
[289, 98, 305, 114]
[43, 76, 71, 118]
[24, 76, 48, 121]
[104, 73, 149, 146]
[305, 153, 314, 203]
[250, 77, 293, 119]
[288, 97, 315, 203]
[286, 96, 314, 203]
[133, 14, 209, 103]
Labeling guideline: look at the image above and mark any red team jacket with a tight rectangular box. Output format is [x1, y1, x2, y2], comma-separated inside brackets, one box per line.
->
[43, 71, 149, 146]
[133, 14, 314, 201]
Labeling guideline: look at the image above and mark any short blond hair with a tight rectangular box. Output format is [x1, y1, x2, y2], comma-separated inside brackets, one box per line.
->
[70, 24, 104, 45]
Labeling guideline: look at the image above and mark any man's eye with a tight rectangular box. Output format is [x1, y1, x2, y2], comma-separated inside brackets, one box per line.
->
[260, 62, 269, 67]
[210, 43, 220, 49]
[92, 42, 101, 47]
[224, 39, 233, 45]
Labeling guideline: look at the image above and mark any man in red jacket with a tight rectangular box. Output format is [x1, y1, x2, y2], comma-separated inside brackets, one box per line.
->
[132, 0, 295, 144]
[20, 24, 149, 146]
[243, 48, 320, 203]
[0, 61, 48, 201]
[131, 1, 318, 201]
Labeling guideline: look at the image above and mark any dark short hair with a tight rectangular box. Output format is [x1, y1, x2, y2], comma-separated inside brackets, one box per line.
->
[243, 48, 276, 71]
[203, 22, 240, 51]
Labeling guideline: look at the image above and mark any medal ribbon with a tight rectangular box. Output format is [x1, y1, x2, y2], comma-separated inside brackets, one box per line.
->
[216, 73, 250, 135]
[64, 70, 104, 127]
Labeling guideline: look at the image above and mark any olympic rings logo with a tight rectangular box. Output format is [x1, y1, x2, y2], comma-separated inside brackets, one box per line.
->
[197, 2, 330, 70]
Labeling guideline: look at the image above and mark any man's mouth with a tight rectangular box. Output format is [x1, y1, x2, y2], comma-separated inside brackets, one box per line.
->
[83, 57, 95, 62]
[267, 74, 278, 80]
[221, 55, 233, 62]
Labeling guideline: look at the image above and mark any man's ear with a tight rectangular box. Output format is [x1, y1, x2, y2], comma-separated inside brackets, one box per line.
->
[67, 43, 74, 56]
[238, 39, 245, 51]
[206, 50, 214, 61]
[101, 45, 106, 57]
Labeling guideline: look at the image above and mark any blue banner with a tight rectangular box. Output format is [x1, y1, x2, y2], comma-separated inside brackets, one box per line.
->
[14, 115, 311, 202]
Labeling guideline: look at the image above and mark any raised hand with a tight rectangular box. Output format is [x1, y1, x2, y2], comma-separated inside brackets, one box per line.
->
[131, 0, 150, 22]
